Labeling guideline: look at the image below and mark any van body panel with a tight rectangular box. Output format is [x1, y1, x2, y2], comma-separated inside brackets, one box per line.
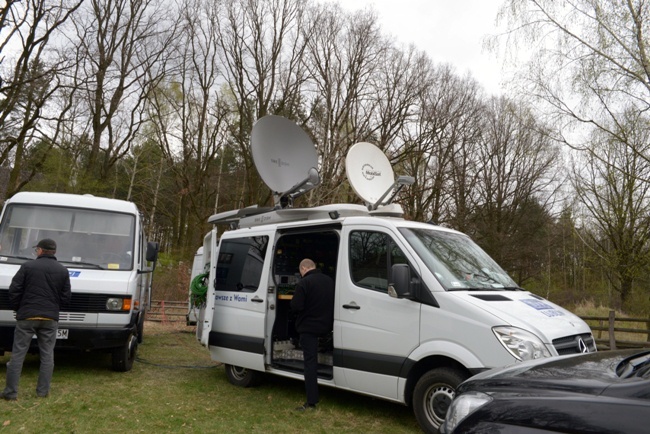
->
[67, 269, 136, 294]
[198, 230, 217, 346]
[332, 223, 421, 398]
[203, 227, 272, 370]
[449, 291, 592, 345]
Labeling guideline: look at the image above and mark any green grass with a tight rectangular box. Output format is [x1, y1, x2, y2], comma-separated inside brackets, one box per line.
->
[0, 322, 419, 433]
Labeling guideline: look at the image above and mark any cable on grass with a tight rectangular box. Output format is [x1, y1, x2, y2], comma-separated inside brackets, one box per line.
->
[135, 357, 222, 370]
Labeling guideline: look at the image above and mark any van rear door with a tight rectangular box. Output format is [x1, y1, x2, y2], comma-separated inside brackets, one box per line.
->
[206, 233, 271, 371]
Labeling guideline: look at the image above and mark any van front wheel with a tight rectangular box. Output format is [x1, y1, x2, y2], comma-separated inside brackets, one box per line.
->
[136, 313, 145, 343]
[111, 333, 138, 372]
[413, 367, 467, 434]
[224, 364, 263, 387]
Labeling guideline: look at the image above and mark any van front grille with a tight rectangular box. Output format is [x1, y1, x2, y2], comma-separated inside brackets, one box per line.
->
[552, 333, 596, 355]
[0, 290, 129, 314]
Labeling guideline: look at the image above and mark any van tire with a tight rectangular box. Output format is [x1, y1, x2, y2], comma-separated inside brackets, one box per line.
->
[412, 367, 467, 434]
[224, 364, 263, 387]
[111, 333, 138, 372]
[136, 313, 145, 344]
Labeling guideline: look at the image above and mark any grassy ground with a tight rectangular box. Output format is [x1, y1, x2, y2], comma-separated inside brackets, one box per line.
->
[0, 322, 419, 433]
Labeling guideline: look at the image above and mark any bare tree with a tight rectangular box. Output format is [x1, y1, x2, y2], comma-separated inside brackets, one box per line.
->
[216, 0, 310, 207]
[145, 0, 233, 252]
[498, 0, 650, 302]
[0, 0, 83, 198]
[302, 3, 385, 205]
[400, 67, 483, 224]
[471, 97, 559, 283]
[572, 112, 650, 308]
[63, 0, 174, 188]
[498, 0, 650, 162]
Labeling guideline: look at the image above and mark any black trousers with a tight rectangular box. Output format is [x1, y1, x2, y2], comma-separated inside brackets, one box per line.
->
[300, 333, 319, 405]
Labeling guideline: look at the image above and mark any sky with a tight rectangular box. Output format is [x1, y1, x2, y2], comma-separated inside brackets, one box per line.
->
[321, 0, 508, 95]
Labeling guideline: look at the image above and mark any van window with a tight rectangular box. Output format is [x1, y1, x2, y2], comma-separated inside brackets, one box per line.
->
[215, 236, 268, 292]
[0, 203, 135, 270]
[399, 228, 518, 290]
[349, 231, 408, 292]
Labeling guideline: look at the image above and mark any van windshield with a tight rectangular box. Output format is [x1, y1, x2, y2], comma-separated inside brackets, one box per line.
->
[0, 204, 135, 271]
[399, 227, 518, 290]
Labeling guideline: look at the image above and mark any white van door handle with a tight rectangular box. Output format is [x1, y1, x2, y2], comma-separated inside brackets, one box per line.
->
[343, 302, 360, 310]
[251, 296, 264, 303]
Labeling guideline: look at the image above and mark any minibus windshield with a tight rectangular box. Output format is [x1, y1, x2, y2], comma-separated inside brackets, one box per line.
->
[399, 227, 518, 290]
[0, 204, 135, 271]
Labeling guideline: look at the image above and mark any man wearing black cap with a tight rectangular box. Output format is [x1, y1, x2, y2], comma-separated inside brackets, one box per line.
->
[1, 238, 71, 401]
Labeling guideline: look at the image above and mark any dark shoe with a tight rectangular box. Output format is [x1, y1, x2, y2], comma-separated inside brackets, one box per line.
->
[37, 394, 48, 398]
[1, 393, 16, 401]
[294, 403, 316, 411]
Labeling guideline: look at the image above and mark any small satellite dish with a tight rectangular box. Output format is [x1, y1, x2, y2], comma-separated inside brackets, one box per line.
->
[346, 142, 415, 210]
[251, 115, 320, 207]
[346, 142, 396, 205]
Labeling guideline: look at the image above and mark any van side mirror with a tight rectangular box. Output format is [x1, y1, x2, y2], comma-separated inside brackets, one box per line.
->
[146, 241, 159, 263]
[388, 264, 411, 299]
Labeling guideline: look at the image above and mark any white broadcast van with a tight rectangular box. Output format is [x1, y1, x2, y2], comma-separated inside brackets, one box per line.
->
[195, 116, 596, 433]
[0, 192, 159, 371]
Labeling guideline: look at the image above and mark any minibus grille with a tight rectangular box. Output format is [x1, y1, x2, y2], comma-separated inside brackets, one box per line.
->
[552, 333, 596, 355]
[0, 290, 129, 314]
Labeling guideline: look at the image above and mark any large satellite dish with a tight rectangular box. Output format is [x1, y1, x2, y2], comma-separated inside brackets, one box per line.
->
[345, 142, 414, 210]
[251, 115, 320, 207]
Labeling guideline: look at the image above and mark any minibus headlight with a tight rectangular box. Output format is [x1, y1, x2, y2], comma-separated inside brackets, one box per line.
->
[493, 326, 551, 361]
[106, 297, 130, 311]
[443, 391, 492, 433]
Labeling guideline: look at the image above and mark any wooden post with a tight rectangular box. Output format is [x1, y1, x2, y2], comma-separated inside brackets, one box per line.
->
[161, 300, 168, 324]
[598, 319, 603, 340]
[608, 310, 616, 350]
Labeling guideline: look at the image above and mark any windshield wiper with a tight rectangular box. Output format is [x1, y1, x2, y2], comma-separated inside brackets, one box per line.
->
[60, 261, 105, 270]
[446, 286, 499, 292]
[467, 271, 501, 284]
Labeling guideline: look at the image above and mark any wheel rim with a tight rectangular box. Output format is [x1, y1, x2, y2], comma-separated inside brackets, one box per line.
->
[128, 335, 137, 360]
[230, 366, 248, 381]
[424, 383, 455, 427]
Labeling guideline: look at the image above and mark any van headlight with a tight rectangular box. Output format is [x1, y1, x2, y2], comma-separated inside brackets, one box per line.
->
[493, 326, 551, 361]
[443, 391, 492, 433]
[106, 297, 131, 311]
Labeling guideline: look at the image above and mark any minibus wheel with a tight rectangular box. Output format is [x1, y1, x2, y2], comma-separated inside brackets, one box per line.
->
[111, 333, 138, 372]
[136, 313, 145, 343]
[224, 364, 263, 387]
[413, 367, 466, 433]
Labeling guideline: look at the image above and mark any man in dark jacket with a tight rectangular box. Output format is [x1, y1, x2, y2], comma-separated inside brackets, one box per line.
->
[1, 238, 71, 400]
[290, 258, 334, 411]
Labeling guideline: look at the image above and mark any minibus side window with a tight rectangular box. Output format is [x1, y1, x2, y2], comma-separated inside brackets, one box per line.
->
[215, 236, 268, 292]
[349, 230, 407, 293]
